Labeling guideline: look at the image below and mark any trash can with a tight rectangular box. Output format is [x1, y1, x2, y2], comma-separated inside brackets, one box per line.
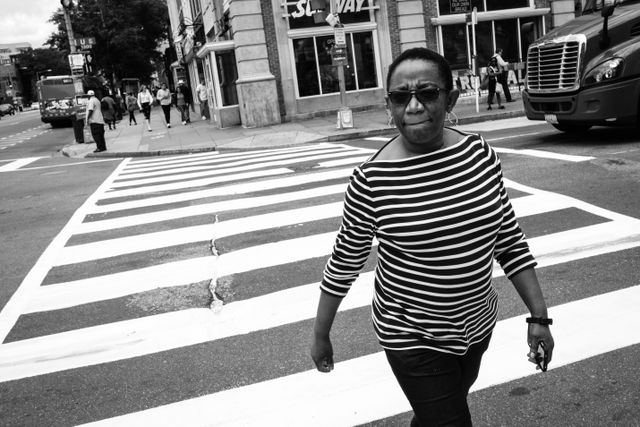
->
[72, 116, 85, 144]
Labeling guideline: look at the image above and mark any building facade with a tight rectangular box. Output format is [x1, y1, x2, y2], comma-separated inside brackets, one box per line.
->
[169, 0, 581, 130]
[0, 43, 31, 105]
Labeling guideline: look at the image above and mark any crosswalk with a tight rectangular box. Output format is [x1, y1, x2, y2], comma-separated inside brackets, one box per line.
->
[0, 124, 50, 150]
[1, 141, 640, 426]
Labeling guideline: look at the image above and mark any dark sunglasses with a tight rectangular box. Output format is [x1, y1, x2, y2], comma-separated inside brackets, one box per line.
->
[387, 87, 445, 106]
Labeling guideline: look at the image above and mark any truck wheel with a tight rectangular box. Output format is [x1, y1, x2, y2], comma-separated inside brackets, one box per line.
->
[552, 123, 592, 133]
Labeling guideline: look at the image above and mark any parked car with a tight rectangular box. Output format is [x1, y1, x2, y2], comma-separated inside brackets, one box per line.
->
[30, 102, 40, 111]
[0, 103, 15, 116]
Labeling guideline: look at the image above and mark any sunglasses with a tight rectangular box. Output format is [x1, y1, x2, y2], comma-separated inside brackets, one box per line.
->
[387, 87, 445, 106]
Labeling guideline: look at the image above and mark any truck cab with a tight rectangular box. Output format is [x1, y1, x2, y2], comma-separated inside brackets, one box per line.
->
[522, 0, 640, 132]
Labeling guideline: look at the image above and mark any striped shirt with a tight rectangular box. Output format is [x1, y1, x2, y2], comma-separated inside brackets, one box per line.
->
[321, 131, 537, 354]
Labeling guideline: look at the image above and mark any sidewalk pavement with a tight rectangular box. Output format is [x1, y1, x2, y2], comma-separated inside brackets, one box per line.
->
[62, 91, 526, 158]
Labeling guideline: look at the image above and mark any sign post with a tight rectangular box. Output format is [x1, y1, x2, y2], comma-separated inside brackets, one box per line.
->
[329, 0, 353, 129]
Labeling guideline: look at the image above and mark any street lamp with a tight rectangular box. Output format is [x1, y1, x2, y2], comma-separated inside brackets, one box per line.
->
[36, 69, 53, 81]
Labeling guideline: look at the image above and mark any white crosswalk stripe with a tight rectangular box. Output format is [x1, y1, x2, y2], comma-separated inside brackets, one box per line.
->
[0, 125, 50, 151]
[1, 142, 639, 425]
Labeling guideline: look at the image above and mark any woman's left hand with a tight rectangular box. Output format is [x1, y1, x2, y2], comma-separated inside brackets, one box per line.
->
[527, 323, 554, 368]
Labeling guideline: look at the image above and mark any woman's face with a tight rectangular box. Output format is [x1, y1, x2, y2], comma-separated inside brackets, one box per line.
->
[386, 59, 458, 152]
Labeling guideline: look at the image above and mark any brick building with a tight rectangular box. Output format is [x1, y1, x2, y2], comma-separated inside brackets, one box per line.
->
[168, 0, 579, 130]
[0, 43, 31, 105]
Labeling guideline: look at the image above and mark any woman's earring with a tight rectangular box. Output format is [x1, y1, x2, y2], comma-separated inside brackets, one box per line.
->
[446, 110, 459, 126]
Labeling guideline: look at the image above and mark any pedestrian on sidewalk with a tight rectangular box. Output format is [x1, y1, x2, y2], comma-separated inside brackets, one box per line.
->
[195, 81, 210, 121]
[156, 83, 172, 128]
[176, 80, 192, 125]
[84, 90, 107, 153]
[101, 92, 117, 130]
[487, 57, 505, 110]
[310, 47, 554, 427]
[125, 92, 138, 125]
[137, 84, 154, 132]
[492, 48, 513, 102]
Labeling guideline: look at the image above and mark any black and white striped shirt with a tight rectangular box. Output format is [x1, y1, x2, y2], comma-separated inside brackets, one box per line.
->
[321, 131, 537, 354]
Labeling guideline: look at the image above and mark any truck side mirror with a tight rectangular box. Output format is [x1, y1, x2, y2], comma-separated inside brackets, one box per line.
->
[599, 4, 615, 49]
[601, 4, 615, 18]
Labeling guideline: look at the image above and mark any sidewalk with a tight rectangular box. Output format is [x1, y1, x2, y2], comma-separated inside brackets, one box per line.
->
[62, 91, 526, 158]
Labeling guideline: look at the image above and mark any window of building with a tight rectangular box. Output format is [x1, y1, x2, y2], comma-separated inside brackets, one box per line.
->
[438, 0, 530, 15]
[293, 31, 378, 97]
[216, 49, 238, 106]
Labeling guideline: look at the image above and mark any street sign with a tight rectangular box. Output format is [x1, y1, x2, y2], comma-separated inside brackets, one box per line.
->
[334, 26, 346, 48]
[451, 0, 470, 13]
[331, 46, 348, 66]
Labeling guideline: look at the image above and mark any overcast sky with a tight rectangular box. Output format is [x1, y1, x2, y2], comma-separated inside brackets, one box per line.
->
[0, 0, 59, 48]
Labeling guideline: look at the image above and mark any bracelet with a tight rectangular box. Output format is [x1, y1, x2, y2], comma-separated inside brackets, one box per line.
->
[526, 316, 553, 326]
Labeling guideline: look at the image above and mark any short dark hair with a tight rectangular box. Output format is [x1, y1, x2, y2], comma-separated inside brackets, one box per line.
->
[386, 47, 453, 91]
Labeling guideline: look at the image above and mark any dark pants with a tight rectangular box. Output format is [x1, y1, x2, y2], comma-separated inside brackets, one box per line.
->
[385, 334, 492, 427]
[487, 79, 502, 106]
[498, 72, 512, 102]
[199, 99, 209, 119]
[141, 102, 151, 121]
[178, 104, 190, 123]
[161, 104, 171, 124]
[90, 123, 106, 151]
[128, 109, 137, 124]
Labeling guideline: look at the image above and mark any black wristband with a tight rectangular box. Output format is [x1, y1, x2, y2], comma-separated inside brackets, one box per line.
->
[526, 317, 553, 326]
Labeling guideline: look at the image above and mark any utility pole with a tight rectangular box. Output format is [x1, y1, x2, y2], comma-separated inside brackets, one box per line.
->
[328, 0, 353, 129]
[61, 0, 77, 54]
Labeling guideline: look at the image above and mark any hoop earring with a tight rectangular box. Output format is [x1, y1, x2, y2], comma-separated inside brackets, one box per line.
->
[446, 110, 459, 127]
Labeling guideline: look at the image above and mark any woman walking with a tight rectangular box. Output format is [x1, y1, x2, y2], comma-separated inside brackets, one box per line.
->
[487, 57, 505, 110]
[125, 92, 137, 125]
[156, 83, 172, 128]
[311, 48, 554, 427]
[137, 84, 154, 132]
[176, 80, 192, 125]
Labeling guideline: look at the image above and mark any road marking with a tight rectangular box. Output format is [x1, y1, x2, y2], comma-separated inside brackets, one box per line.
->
[495, 147, 595, 162]
[0, 157, 44, 172]
[110, 149, 367, 188]
[16, 159, 121, 171]
[0, 158, 131, 343]
[87, 168, 354, 214]
[69, 285, 640, 426]
[117, 146, 368, 177]
[101, 168, 293, 199]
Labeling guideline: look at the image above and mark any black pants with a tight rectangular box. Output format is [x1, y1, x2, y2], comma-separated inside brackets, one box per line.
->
[128, 110, 137, 124]
[141, 102, 151, 121]
[385, 334, 492, 427]
[498, 72, 512, 102]
[161, 104, 171, 124]
[90, 123, 106, 151]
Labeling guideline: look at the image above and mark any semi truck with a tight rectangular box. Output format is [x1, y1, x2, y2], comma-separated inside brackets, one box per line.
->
[522, 0, 640, 133]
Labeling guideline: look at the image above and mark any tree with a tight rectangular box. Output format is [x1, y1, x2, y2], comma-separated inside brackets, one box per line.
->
[46, 0, 170, 85]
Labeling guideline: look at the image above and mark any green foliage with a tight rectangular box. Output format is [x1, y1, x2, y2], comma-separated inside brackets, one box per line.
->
[13, 48, 70, 76]
[46, 0, 170, 83]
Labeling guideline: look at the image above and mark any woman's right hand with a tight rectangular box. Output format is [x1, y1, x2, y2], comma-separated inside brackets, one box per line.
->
[311, 336, 334, 373]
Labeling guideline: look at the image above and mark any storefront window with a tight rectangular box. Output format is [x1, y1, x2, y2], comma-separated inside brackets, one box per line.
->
[442, 25, 469, 70]
[293, 31, 378, 97]
[216, 50, 238, 106]
[494, 19, 520, 62]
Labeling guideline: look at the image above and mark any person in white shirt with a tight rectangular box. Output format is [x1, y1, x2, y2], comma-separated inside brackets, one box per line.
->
[137, 85, 154, 131]
[491, 48, 513, 102]
[156, 83, 172, 128]
[84, 90, 107, 153]
[195, 81, 209, 121]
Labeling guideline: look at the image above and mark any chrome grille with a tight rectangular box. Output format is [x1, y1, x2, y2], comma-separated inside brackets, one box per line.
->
[526, 36, 585, 93]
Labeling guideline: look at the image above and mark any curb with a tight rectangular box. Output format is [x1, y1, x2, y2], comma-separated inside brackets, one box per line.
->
[64, 109, 527, 157]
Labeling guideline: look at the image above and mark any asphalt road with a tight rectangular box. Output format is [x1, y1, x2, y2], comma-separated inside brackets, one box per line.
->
[0, 117, 638, 426]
